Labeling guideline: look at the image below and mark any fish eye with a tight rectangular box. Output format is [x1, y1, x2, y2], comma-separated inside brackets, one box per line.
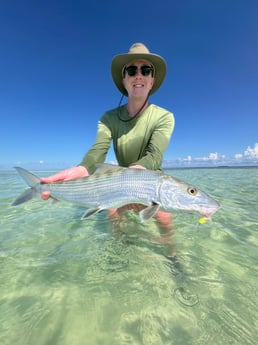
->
[187, 186, 198, 196]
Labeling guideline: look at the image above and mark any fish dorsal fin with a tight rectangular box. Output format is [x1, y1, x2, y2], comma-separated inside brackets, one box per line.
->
[94, 163, 123, 174]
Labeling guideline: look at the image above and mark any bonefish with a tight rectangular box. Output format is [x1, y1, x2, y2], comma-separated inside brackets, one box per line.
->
[12, 164, 220, 221]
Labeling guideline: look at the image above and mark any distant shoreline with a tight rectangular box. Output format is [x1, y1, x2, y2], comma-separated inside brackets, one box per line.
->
[164, 165, 258, 170]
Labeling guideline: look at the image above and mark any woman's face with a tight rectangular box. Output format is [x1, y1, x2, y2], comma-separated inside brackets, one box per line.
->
[122, 59, 155, 99]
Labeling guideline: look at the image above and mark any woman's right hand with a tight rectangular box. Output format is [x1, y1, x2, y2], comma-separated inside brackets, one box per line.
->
[40, 165, 89, 200]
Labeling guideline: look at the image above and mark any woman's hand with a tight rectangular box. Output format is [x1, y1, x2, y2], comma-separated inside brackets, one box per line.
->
[40, 165, 89, 200]
[129, 164, 146, 169]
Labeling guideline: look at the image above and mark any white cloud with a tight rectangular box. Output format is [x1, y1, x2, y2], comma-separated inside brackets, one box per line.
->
[234, 153, 243, 159]
[209, 152, 219, 160]
[195, 152, 223, 162]
[244, 143, 258, 158]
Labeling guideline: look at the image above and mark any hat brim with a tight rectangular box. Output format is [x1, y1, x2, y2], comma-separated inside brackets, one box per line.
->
[111, 53, 166, 96]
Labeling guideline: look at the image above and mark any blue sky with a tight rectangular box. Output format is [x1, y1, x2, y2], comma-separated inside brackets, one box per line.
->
[0, 0, 257, 169]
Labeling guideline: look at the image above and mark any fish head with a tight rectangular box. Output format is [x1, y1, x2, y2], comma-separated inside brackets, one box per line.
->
[159, 176, 220, 217]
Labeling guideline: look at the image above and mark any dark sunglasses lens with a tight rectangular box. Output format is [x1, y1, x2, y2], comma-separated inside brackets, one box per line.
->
[141, 66, 153, 76]
[125, 65, 153, 77]
[126, 66, 137, 76]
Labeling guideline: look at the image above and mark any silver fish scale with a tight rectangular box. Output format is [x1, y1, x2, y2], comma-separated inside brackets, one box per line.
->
[42, 168, 163, 209]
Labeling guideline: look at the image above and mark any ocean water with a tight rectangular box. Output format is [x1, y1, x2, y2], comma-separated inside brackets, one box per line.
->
[0, 167, 257, 345]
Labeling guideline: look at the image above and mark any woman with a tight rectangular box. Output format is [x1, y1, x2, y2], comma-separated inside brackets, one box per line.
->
[41, 43, 175, 249]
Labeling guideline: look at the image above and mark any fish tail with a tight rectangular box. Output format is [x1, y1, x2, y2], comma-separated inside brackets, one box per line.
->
[12, 167, 41, 206]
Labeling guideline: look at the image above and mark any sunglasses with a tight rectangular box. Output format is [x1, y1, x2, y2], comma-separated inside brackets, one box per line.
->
[123, 65, 154, 77]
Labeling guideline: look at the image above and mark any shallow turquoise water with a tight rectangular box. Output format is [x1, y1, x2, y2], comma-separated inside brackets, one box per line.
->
[0, 167, 257, 345]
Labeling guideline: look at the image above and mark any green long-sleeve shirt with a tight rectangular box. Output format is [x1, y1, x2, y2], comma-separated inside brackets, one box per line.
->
[80, 104, 175, 174]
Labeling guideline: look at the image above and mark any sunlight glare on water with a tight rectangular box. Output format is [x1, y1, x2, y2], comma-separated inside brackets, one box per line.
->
[0, 167, 257, 345]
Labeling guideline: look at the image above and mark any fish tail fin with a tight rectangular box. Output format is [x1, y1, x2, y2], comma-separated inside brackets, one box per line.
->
[12, 167, 41, 206]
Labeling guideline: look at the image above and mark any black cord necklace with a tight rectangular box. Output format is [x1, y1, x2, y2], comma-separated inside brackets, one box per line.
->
[117, 94, 149, 122]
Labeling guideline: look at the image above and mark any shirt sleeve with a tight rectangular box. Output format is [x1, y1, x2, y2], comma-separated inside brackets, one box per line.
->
[79, 118, 112, 174]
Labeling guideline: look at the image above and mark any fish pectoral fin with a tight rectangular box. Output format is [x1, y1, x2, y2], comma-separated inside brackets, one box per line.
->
[139, 203, 160, 222]
[50, 196, 60, 204]
[81, 208, 103, 219]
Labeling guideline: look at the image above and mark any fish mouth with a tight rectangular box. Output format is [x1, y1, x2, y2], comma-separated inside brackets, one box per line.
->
[200, 204, 220, 218]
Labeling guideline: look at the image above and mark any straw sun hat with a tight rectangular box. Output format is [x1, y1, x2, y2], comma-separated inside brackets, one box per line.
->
[111, 43, 167, 96]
